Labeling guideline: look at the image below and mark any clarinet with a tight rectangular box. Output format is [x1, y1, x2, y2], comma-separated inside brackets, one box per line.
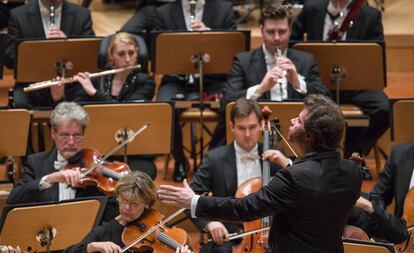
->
[274, 47, 286, 99]
[49, 0, 56, 27]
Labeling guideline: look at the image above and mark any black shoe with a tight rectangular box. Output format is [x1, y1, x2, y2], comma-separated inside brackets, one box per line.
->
[173, 160, 189, 182]
[360, 166, 373, 180]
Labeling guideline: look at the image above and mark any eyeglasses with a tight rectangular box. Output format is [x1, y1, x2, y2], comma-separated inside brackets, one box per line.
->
[117, 198, 146, 209]
[57, 134, 84, 142]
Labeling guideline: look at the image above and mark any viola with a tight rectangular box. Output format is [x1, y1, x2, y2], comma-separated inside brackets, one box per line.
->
[66, 148, 131, 195]
[121, 208, 188, 253]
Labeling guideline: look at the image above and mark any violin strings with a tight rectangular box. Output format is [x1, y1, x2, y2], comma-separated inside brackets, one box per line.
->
[156, 232, 182, 249]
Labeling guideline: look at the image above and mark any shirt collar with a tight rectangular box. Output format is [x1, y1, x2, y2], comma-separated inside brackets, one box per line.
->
[234, 141, 258, 156]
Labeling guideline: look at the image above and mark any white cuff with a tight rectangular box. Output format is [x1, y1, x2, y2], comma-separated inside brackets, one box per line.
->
[39, 175, 53, 190]
[190, 195, 201, 218]
[294, 74, 307, 94]
[246, 85, 261, 99]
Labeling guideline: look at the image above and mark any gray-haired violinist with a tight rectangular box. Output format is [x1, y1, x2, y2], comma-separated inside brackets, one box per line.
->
[291, 0, 390, 179]
[158, 94, 362, 253]
[7, 102, 118, 221]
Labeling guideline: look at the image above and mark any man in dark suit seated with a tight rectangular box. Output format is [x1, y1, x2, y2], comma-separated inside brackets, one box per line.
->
[5, 0, 95, 108]
[154, 0, 236, 182]
[158, 94, 363, 253]
[189, 98, 282, 253]
[371, 142, 414, 222]
[7, 102, 117, 221]
[291, 0, 390, 179]
[210, 6, 330, 150]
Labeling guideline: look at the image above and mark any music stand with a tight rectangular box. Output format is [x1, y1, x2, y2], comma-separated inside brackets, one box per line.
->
[0, 196, 107, 252]
[82, 102, 173, 157]
[15, 38, 102, 82]
[292, 41, 386, 103]
[0, 33, 7, 79]
[343, 238, 396, 253]
[0, 109, 31, 183]
[151, 30, 250, 165]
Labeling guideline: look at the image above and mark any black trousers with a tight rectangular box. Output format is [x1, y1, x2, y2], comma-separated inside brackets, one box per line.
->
[338, 90, 390, 157]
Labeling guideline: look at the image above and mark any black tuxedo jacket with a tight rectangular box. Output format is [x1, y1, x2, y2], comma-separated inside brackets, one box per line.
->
[195, 151, 362, 253]
[5, 0, 95, 68]
[223, 47, 331, 105]
[371, 142, 414, 218]
[155, 0, 235, 30]
[189, 143, 279, 231]
[7, 149, 103, 204]
[291, 0, 384, 41]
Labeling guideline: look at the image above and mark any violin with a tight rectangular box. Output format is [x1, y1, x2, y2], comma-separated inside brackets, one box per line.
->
[121, 208, 188, 253]
[66, 148, 131, 195]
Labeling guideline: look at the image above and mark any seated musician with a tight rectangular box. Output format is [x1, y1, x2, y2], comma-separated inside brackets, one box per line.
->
[5, 0, 95, 108]
[7, 102, 117, 221]
[64, 32, 155, 104]
[52, 32, 157, 179]
[189, 98, 281, 253]
[154, 0, 236, 182]
[65, 171, 192, 253]
[209, 6, 330, 151]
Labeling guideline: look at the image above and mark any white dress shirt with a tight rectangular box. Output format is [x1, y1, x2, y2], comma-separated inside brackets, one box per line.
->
[38, 0, 62, 38]
[323, 0, 352, 40]
[234, 141, 261, 187]
[246, 45, 307, 101]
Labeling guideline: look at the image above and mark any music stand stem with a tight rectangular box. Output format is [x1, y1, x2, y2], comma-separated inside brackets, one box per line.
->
[196, 53, 205, 171]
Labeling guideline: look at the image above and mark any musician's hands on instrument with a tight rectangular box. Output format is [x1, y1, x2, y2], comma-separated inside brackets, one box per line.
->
[75, 72, 97, 96]
[50, 76, 65, 102]
[47, 27, 67, 39]
[46, 170, 82, 188]
[157, 179, 195, 208]
[0, 245, 21, 253]
[348, 152, 365, 166]
[206, 221, 229, 245]
[276, 58, 300, 89]
[176, 245, 192, 253]
[191, 21, 210, 31]
[257, 66, 285, 94]
[262, 150, 290, 168]
[87, 241, 122, 253]
[355, 196, 374, 214]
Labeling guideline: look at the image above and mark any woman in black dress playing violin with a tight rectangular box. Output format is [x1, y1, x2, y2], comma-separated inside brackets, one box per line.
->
[65, 171, 191, 253]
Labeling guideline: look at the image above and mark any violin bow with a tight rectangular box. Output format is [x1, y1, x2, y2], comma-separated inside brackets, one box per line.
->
[80, 123, 150, 178]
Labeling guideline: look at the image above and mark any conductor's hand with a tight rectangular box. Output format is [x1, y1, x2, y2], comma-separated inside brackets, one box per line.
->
[0, 246, 21, 253]
[262, 150, 290, 168]
[46, 170, 82, 187]
[50, 76, 65, 102]
[206, 221, 229, 245]
[47, 27, 67, 39]
[157, 179, 195, 208]
[87, 241, 122, 253]
[75, 72, 97, 96]
[276, 58, 300, 89]
[191, 21, 210, 31]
